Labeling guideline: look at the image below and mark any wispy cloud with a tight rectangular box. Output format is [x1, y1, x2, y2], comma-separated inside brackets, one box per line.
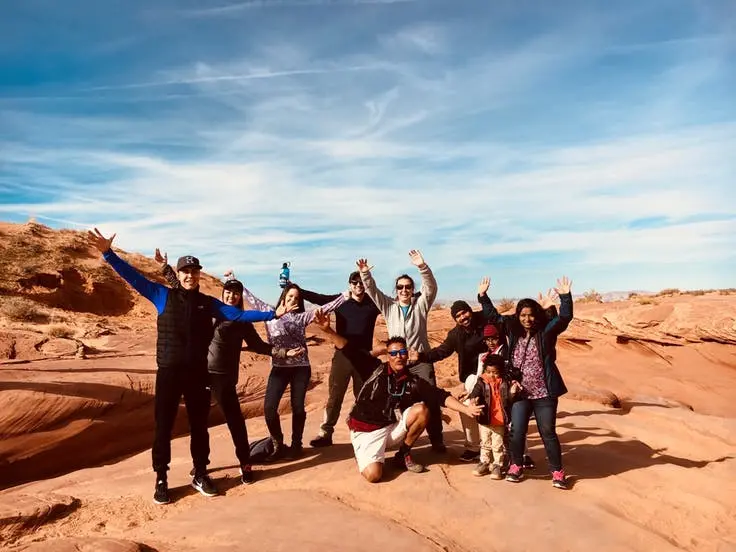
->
[1, 0, 734, 299]
[176, 0, 418, 18]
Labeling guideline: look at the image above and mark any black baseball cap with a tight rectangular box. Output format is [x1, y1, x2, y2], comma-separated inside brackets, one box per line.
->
[223, 278, 244, 293]
[348, 271, 362, 284]
[176, 255, 202, 271]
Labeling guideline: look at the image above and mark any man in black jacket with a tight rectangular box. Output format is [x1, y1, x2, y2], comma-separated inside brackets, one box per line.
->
[300, 272, 381, 448]
[347, 336, 482, 483]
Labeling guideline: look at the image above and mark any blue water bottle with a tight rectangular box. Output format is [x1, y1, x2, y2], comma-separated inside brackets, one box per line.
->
[279, 262, 291, 288]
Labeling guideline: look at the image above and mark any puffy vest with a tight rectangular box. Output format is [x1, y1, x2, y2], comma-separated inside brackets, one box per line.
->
[156, 288, 214, 373]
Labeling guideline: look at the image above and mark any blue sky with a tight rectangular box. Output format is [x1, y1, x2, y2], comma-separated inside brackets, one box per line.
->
[1, 0, 735, 303]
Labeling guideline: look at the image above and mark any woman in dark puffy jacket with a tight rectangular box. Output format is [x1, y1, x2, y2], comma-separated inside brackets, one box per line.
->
[477, 275, 573, 490]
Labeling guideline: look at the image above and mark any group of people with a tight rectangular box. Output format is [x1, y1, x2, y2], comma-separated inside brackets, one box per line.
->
[87, 228, 574, 505]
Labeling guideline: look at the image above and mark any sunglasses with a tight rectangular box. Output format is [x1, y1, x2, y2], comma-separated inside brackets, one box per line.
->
[388, 348, 408, 357]
[396, 284, 413, 290]
[349, 280, 364, 286]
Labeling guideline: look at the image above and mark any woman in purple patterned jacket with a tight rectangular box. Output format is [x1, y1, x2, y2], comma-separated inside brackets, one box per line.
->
[243, 282, 348, 460]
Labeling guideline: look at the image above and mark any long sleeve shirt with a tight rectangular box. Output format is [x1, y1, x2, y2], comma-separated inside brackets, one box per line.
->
[242, 286, 347, 368]
[360, 264, 437, 352]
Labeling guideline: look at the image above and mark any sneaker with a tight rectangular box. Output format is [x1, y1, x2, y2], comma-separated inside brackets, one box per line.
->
[191, 473, 218, 497]
[153, 479, 170, 505]
[489, 464, 503, 480]
[523, 454, 536, 470]
[430, 442, 447, 454]
[394, 451, 426, 473]
[552, 470, 569, 490]
[240, 465, 255, 485]
[287, 444, 304, 460]
[472, 462, 490, 477]
[309, 434, 333, 448]
[505, 463, 524, 483]
[459, 449, 480, 463]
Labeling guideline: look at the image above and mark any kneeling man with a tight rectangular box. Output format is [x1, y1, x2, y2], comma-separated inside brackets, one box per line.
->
[347, 336, 483, 483]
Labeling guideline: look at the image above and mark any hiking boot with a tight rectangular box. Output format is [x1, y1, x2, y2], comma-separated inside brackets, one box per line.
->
[552, 470, 569, 490]
[489, 464, 503, 480]
[287, 444, 304, 460]
[505, 463, 524, 483]
[153, 479, 170, 505]
[191, 473, 218, 497]
[523, 454, 536, 470]
[430, 441, 447, 454]
[394, 451, 426, 473]
[472, 462, 490, 477]
[459, 449, 480, 463]
[240, 465, 255, 485]
[309, 434, 333, 448]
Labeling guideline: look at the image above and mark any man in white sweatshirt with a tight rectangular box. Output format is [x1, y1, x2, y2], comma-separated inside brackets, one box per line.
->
[356, 250, 446, 452]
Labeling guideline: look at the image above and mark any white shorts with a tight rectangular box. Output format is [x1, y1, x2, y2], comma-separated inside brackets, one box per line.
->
[350, 406, 416, 473]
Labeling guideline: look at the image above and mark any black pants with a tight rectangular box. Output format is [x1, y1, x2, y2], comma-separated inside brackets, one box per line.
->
[152, 368, 210, 477]
[320, 349, 364, 437]
[509, 397, 562, 472]
[209, 372, 250, 466]
[264, 365, 311, 447]
[408, 362, 444, 445]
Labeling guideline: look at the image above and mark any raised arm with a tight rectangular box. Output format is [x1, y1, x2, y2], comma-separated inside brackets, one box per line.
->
[357, 258, 394, 315]
[544, 277, 573, 337]
[156, 248, 181, 289]
[212, 298, 276, 323]
[298, 290, 347, 325]
[312, 310, 348, 349]
[477, 277, 509, 325]
[241, 285, 276, 312]
[410, 250, 437, 310]
[418, 330, 457, 364]
[88, 229, 168, 314]
[299, 287, 340, 306]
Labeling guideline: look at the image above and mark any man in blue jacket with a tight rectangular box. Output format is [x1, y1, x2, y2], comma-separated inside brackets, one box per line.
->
[88, 228, 291, 505]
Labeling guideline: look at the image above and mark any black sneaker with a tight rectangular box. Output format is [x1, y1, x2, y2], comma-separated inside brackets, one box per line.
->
[287, 444, 304, 460]
[459, 449, 480, 462]
[153, 479, 170, 505]
[394, 451, 426, 473]
[523, 454, 536, 470]
[240, 465, 255, 485]
[430, 442, 447, 453]
[191, 473, 218, 497]
[309, 434, 333, 448]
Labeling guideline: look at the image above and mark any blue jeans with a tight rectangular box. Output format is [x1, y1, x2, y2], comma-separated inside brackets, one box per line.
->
[264, 365, 311, 447]
[509, 397, 562, 472]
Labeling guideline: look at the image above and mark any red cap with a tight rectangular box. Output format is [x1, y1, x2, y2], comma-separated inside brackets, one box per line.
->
[483, 324, 499, 338]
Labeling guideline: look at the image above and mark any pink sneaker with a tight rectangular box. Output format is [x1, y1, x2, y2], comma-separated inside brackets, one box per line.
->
[505, 463, 523, 483]
[552, 470, 568, 490]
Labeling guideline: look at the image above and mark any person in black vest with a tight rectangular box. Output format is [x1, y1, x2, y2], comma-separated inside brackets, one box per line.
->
[88, 229, 292, 505]
[299, 271, 381, 448]
[157, 254, 303, 485]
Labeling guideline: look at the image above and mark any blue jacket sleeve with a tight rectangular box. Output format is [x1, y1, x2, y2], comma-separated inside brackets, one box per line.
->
[212, 298, 276, 323]
[103, 250, 168, 314]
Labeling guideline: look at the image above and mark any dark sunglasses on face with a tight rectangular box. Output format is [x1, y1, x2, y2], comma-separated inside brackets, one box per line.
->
[388, 348, 408, 357]
[350, 280, 363, 286]
[396, 284, 413, 290]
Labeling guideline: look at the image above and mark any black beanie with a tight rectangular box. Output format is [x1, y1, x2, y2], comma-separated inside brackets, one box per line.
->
[450, 300, 472, 318]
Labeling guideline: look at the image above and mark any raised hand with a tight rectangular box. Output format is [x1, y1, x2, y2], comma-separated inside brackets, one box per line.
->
[312, 309, 331, 331]
[87, 228, 116, 254]
[408, 348, 419, 363]
[356, 258, 373, 274]
[408, 249, 426, 267]
[478, 276, 490, 296]
[154, 248, 167, 267]
[285, 347, 305, 358]
[223, 269, 235, 280]
[554, 276, 572, 295]
[275, 300, 298, 318]
[537, 288, 556, 309]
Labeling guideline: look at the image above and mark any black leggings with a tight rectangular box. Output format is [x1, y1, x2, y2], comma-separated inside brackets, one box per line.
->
[209, 373, 250, 465]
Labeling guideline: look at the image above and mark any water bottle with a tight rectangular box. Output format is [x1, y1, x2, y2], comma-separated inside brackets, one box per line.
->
[279, 262, 291, 288]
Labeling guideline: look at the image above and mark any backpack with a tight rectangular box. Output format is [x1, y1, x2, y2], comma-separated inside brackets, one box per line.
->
[248, 436, 275, 463]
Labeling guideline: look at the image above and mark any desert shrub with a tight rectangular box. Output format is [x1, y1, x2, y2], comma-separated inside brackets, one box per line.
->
[47, 324, 75, 338]
[497, 298, 516, 313]
[687, 289, 706, 296]
[0, 297, 49, 323]
[577, 289, 603, 304]
[628, 292, 639, 299]
[637, 296, 658, 305]
[718, 288, 736, 295]
[657, 288, 681, 296]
